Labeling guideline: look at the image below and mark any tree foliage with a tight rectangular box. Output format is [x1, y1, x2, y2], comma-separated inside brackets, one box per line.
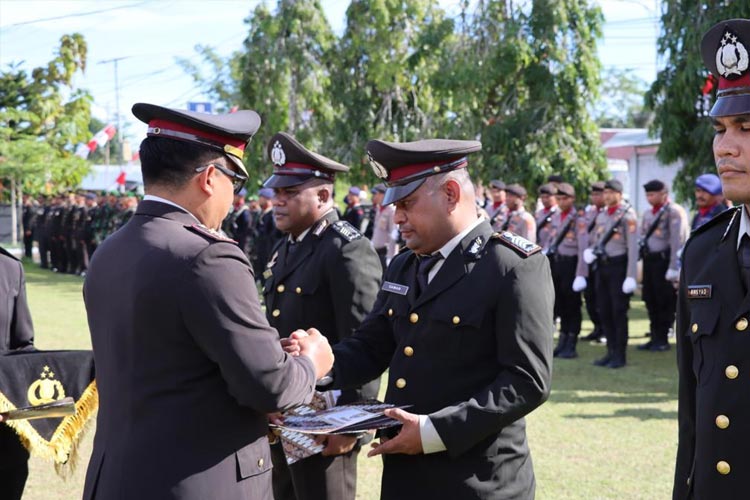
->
[645, 0, 749, 202]
[594, 67, 652, 129]
[182, 0, 606, 193]
[0, 34, 92, 195]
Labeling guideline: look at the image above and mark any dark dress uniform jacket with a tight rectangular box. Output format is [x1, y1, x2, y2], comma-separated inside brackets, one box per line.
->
[332, 221, 554, 500]
[263, 210, 382, 404]
[674, 206, 750, 499]
[82, 200, 317, 500]
[0, 247, 34, 352]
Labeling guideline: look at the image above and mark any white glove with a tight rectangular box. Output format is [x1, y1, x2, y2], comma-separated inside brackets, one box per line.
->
[583, 248, 597, 265]
[572, 276, 587, 292]
[541, 248, 549, 256]
[622, 277, 637, 294]
[665, 268, 680, 282]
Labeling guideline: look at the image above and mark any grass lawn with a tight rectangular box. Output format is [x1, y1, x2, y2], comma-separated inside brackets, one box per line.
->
[18, 260, 677, 499]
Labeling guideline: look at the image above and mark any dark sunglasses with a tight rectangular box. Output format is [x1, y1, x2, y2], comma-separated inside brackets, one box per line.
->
[195, 163, 248, 194]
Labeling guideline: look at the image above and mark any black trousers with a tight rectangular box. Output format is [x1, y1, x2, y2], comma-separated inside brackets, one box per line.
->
[595, 256, 631, 363]
[0, 424, 29, 500]
[584, 267, 601, 333]
[642, 253, 676, 345]
[550, 256, 582, 335]
[271, 440, 358, 500]
[23, 232, 33, 258]
[38, 234, 50, 268]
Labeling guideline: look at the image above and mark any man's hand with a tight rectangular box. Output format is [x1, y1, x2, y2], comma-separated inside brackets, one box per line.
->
[367, 408, 423, 457]
[297, 328, 334, 380]
[315, 434, 358, 456]
[280, 329, 307, 356]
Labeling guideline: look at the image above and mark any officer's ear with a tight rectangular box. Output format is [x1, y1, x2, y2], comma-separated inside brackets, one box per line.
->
[443, 179, 461, 211]
[195, 165, 216, 196]
[317, 185, 332, 205]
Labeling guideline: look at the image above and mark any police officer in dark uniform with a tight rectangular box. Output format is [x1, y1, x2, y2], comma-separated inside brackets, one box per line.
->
[287, 138, 554, 499]
[0, 245, 35, 499]
[82, 103, 334, 500]
[21, 196, 37, 259]
[261, 132, 382, 500]
[674, 18, 750, 499]
[583, 179, 639, 368]
[342, 187, 365, 231]
[582, 181, 606, 342]
[254, 188, 282, 279]
[691, 173, 726, 230]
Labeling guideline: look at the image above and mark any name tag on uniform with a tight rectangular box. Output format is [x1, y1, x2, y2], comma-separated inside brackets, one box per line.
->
[687, 285, 712, 299]
[382, 281, 409, 295]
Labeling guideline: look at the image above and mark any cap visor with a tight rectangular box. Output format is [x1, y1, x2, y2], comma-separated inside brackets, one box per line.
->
[710, 93, 750, 117]
[262, 174, 312, 189]
[227, 155, 248, 177]
[383, 178, 426, 205]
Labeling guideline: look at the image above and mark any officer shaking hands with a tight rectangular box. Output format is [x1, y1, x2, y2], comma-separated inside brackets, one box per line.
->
[286, 138, 554, 499]
[674, 18, 750, 500]
[261, 132, 382, 500]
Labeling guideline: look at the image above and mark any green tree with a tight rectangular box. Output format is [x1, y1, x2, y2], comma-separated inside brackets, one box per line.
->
[0, 34, 92, 195]
[645, 1, 748, 203]
[594, 67, 653, 128]
[453, 0, 607, 195]
[329, 0, 454, 183]
[237, 0, 336, 187]
[176, 45, 244, 114]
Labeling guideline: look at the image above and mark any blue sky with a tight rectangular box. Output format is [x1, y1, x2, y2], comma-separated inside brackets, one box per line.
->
[0, 0, 660, 142]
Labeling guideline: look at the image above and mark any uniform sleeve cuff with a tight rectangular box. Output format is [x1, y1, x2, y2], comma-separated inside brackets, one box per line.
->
[418, 415, 447, 454]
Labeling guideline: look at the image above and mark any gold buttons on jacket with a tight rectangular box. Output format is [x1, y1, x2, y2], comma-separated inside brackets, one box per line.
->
[258, 458, 265, 468]
[388, 308, 394, 317]
[737, 317, 749, 331]
[277, 284, 285, 293]
[691, 323, 698, 333]
[403, 346, 414, 357]
[409, 313, 419, 324]
[716, 415, 730, 429]
[717, 461, 731, 475]
[395, 378, 406, 389]
[296, 287, 302, 294]
[272, 309, 280, 318]
[452, 316, 460, 325]
[725, 365, 739, 379]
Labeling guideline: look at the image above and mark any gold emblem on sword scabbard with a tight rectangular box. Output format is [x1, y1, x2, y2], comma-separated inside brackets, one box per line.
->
[27, 365, 66, 406]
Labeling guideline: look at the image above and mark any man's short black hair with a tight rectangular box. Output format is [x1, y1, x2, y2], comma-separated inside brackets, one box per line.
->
[140, 137, 223, 189]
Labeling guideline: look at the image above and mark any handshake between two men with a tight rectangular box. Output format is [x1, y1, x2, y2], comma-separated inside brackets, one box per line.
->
[280, 329, 424, 458]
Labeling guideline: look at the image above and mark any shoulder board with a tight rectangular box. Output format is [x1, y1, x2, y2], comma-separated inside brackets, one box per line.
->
[691, 205, 740, 240]
[186, 224, 237, 243]
[0, 246, 19, 260]
[330, 220, 362, 242]
[492, 231, 542, 257]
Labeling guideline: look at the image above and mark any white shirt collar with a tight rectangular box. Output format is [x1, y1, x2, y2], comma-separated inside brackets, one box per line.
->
[737, 205, 750, 250]
[143, 194, 200, 224]
[435, 217, 485, 259]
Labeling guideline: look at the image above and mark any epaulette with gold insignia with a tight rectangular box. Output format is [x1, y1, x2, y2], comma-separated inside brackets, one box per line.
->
[186, 224, 237, 243]
[330, 220, 362, 242]
[492, 231, 542, 257]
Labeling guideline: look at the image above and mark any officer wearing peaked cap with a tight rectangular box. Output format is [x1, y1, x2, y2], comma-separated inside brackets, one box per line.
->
[83, 104, 334, 500]
[294, 137, 554, 499]
[675, 18, 750, 500]
[261, 132, 382, 500]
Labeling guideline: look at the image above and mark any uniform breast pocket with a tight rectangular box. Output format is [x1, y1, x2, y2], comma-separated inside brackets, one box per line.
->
[424, 308, 486, 362]
[688, 300, 720, 386]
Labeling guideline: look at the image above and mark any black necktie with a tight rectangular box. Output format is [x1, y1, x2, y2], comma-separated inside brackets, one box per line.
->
[286, 239, 299, 263]
[416, 253, 443, 296]
[739, 234, 750, 293]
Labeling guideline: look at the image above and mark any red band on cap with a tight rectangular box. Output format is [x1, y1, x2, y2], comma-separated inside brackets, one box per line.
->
[281, 162, 318, 171]
[718, 72, 750, 90]
[389, 159, 467, 182]
[149, 119, 246, 152]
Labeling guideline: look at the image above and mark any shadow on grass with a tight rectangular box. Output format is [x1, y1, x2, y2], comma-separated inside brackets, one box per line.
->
[551, 391, 673, 405]
[569, 407, 678, 420]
